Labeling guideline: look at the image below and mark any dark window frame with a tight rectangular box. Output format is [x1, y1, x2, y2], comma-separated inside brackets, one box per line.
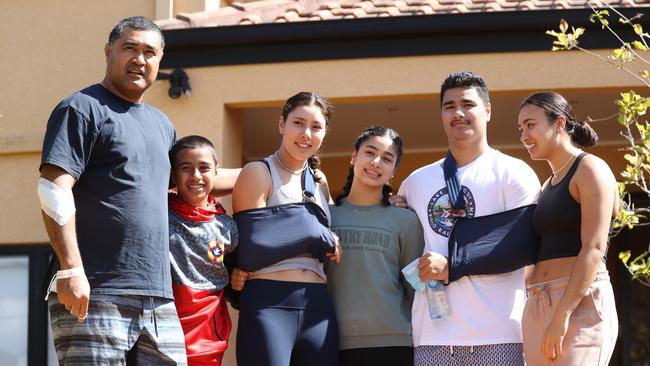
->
[0, 244, 52, 366]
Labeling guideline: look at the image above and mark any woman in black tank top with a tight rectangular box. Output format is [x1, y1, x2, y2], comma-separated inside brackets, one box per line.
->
[517, 92, 618, 366]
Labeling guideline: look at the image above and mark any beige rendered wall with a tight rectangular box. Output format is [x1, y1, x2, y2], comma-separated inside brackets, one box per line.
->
[153, 49, 636, 107]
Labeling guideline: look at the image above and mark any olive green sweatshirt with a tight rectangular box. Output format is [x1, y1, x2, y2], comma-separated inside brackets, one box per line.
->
[326, 200, 425, 350]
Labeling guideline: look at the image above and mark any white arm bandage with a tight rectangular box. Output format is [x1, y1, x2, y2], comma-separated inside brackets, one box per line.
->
[37, 178, 76, 226]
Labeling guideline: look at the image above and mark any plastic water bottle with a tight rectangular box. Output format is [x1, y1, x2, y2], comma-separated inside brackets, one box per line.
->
[401, 258, 426, 292]
[426, 280, 449, 319]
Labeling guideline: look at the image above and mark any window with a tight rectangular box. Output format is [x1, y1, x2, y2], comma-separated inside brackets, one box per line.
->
[0, 256, 29, 366]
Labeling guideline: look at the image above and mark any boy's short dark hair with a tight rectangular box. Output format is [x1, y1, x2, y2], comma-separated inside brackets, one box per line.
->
[170, 135, 219, 168]
[108, 16, 165, 49]
[440, 71, 490, 106]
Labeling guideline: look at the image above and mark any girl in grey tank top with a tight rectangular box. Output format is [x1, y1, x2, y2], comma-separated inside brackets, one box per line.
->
[230, 92, 340, 366]
[251, 154, 331, 279]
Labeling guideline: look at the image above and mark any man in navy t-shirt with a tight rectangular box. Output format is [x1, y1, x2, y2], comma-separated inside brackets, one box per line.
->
[39, 16, 187, 365]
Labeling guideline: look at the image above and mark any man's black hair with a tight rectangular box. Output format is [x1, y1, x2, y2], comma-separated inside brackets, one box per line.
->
[108, 16, 165, 49]
[440, 71, 490, 106]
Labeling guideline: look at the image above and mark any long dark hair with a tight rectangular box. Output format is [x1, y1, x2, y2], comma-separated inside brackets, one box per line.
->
[520, 91, 598, 147]
[281, 92, 333, 182]
[335, 126, 403, 206]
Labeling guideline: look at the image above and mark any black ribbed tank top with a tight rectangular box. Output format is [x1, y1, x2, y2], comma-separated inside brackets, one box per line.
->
[533, 153, 587, 261]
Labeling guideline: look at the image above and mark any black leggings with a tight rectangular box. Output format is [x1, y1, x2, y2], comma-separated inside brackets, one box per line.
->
[236, 279, 339, 366]
[340, 346, 414, 366]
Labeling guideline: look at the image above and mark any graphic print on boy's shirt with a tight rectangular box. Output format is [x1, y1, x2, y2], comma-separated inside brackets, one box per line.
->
[427, 186, 476, 237]
[208, 240, 225, 264]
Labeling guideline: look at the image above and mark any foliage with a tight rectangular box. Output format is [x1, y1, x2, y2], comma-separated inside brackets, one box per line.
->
[547, 4, 650, 284]
[620, 250, 650, 286]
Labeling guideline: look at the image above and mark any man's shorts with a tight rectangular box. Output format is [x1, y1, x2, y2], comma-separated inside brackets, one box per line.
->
[49, 293, 187, 365]
[414, 343, 524, 366]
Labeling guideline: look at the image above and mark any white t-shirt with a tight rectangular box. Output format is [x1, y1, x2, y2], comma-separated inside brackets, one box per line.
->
[398, 148, 540, 346]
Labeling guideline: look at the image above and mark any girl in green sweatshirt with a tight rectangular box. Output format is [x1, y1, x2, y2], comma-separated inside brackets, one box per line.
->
[326, 126, 424, 366]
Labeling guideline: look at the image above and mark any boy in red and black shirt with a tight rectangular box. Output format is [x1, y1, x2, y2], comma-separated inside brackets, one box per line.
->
[169, 135, 238, 366]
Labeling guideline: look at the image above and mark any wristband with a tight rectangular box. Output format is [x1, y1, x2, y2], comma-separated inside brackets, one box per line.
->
[44, 266, 85, 301]
[56, 266, 85, 279]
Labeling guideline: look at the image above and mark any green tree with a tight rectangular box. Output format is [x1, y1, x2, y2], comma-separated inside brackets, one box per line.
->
[547, 5, 650, 286]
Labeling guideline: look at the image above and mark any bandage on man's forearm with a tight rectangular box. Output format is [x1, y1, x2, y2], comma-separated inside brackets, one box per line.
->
[37, 178, 76, 226]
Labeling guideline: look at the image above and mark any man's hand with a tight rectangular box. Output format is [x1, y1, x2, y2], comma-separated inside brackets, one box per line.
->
[418, 251, 449, 282]
[230, 268, 250, 291]
[56, 274, 90, 322]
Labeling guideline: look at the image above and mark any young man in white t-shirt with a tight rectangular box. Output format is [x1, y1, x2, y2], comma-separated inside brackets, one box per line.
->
[397, 72, 541, 365]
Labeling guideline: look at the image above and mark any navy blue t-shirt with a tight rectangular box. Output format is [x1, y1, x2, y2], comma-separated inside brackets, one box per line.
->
[40, 84, 177, 299]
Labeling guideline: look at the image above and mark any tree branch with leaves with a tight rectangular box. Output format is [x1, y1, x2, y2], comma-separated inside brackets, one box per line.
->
[546, 4, 650, 284]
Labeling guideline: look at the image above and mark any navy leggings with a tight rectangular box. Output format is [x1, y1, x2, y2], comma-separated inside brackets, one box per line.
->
[236, 279, 339, 366]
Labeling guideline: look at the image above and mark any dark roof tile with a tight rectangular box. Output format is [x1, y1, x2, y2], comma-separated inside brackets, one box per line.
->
[158, 0, 647, 29]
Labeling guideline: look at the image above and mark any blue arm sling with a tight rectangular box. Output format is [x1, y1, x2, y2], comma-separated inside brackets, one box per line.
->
[443, 151, 540, 282]
[233, 166, 336, 272]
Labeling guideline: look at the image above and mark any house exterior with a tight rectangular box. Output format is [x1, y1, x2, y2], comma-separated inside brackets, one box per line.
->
[1, 1, 648, 364]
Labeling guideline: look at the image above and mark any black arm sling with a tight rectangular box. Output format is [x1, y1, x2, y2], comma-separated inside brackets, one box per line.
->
[443, 151, 540, 282]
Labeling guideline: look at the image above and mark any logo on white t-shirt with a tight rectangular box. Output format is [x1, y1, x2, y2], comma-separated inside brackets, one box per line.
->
[427, 186, 475, 237]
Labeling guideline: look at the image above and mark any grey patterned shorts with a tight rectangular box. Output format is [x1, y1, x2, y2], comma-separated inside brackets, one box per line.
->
[49, 293, 187, 365]
[414, 343, 524, 366]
